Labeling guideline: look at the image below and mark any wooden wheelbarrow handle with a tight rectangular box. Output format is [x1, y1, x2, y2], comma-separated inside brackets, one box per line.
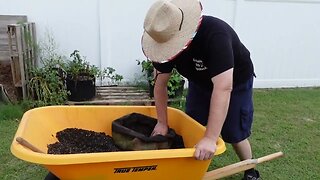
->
[16, 137, 45, 153]
[202, 151, 284, 180]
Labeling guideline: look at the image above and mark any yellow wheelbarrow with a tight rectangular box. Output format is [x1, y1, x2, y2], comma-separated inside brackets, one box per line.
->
[11, 106, 283, 180]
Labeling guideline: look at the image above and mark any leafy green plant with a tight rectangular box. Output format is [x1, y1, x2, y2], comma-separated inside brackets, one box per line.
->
[66, 50, 123, 85]
[136, 59, 184, 97]
[66, 50, 100, 81]
[136, 59, 154, 86]
[137, 59, 154, 77]
[167, 69, 185, 97]
[102, 67, 124, 86]
[26, 33, 69, 108]
[28, 57, 68, 107]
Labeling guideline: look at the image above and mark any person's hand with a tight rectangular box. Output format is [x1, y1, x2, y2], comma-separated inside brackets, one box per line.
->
[151, 121, 168, 136]
[194, 137, 217, 160]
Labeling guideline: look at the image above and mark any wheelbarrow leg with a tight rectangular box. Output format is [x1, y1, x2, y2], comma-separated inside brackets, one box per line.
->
[44, 172, 60, 180]
[202, 151, 284, 180]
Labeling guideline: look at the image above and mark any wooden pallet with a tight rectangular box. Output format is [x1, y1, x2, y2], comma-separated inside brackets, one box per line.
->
[8, 22, 37, 100]
[67, 86, 154, 105]
[66, 86, 184, 106]
[0, 15, 27, 62]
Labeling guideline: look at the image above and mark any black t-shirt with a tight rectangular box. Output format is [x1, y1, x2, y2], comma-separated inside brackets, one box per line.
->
[153, 16, 254, 90]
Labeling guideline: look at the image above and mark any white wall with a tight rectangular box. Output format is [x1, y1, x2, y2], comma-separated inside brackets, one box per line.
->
[0, 0, 101, 68]
[235, 0, 320, 88]
[1, 0, 319, 88]
[99, 0, 154, 85]
[199, 0, 320, 88]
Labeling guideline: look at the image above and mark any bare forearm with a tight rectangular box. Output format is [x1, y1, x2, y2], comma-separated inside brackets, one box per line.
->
[154, 75, 169, 125]
[205, 68, 233, 142]
[205, 88, 231, 141]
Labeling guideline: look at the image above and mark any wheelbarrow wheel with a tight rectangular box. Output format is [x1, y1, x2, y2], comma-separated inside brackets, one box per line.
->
[44, 172, 60, 180]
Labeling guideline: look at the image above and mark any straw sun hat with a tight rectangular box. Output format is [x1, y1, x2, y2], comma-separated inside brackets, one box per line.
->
[142, 0, 202, 63]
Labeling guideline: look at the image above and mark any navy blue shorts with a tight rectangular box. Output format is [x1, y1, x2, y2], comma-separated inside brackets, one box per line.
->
[185, 77, 254, 144]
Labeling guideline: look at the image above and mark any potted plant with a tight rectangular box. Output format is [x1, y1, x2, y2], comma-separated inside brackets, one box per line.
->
[137, 59, 185, 98]
[65, 50, 100, 101]
[102, 67, 124, 87]
[65, 50, 124, 101]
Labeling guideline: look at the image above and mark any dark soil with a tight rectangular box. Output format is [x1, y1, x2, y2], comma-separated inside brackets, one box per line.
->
[47, 128, 120, 154]
[0, 61, 18, 102]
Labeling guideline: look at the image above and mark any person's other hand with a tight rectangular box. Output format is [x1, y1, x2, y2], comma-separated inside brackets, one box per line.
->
[151, 121, 168, 136]
[194, 137, 217, 160]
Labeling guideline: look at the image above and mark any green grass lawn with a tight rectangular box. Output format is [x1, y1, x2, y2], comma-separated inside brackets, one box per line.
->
[0, 104, 47, 179]
[209, 88, 320, 179]
[1, 87, 319, 179]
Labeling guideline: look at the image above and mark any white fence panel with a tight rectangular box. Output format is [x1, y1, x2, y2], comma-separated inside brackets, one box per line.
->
[0, 0, 319, 88]
[235, 0, 320, 87]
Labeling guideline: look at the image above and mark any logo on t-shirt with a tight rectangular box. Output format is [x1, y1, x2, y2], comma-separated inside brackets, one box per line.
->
[193, 58, 208, 71]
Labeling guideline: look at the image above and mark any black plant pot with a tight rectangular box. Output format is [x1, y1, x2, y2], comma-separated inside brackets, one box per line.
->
[66, 75, 96, 101]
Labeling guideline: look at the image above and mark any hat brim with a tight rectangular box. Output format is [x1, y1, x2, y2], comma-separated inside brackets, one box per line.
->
[142, 0, 202, 63]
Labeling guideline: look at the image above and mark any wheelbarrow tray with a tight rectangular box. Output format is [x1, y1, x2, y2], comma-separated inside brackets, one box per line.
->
[11, 106, 226, 180]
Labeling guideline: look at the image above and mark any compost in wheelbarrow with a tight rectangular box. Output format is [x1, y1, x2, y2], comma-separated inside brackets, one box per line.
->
[47, 128, 121, 154]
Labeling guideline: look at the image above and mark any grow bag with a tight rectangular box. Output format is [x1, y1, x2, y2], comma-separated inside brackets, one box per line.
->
[112, 113, 184, 151]
[66, 75, 96, 101]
